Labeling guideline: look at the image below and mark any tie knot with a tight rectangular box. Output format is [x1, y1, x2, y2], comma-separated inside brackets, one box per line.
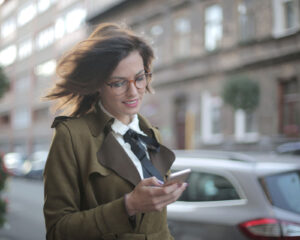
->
[123, 128, 160, 153]
[123, 129, 138, 143]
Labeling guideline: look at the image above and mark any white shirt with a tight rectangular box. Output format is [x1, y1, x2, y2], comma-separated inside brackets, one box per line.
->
[99, 103, 148, 179]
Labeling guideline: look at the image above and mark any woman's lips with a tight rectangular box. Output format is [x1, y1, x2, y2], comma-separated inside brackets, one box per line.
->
[123, 99, 138, 107]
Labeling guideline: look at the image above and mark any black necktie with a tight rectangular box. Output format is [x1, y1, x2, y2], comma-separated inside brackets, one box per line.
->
[123, 129, 163, 181]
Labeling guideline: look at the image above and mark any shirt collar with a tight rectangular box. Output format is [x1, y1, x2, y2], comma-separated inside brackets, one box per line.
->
[99, 102, 143, 136]
[83, 102, 156, 139]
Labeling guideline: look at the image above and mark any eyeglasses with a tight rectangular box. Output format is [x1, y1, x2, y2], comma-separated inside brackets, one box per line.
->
[106, 72, 152, 95]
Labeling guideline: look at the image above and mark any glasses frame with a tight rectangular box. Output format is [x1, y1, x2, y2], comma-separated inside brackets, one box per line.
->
[105, 72, 152, 93]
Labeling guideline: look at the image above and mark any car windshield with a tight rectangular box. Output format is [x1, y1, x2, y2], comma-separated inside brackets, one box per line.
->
[262, 171, 300, 214]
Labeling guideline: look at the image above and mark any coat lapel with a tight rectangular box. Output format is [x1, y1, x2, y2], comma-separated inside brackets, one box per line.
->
[149, 145, 175, 180]
[142, 127, 175, 180]
[87, 104, 175, 185]
[97, 132, 141, 186]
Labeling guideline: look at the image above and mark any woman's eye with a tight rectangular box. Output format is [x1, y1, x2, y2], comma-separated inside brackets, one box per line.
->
[112, 80, 126, 88]
[136, 75, 145, 82]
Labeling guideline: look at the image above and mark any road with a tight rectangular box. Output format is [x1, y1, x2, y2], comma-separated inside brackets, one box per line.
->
[0, 177, 46, 240]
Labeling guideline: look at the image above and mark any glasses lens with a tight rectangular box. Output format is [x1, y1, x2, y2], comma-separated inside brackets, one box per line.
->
[110, 73, 151, 95]
[109, 80, 127, 95]
[135, 74, 148, 89]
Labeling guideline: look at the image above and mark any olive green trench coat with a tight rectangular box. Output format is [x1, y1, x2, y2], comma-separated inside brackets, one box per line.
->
[43, 105, 175, 240]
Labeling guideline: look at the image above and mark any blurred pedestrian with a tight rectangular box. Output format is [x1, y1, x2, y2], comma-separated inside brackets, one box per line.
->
[43, 22, 187, 240]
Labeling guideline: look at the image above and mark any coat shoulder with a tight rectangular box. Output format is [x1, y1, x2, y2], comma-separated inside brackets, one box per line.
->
[51, 116, 88, 134]
[51, 116, 75, 128]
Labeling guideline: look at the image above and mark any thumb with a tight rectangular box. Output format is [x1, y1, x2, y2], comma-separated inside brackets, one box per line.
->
[141, 177, 164, 187]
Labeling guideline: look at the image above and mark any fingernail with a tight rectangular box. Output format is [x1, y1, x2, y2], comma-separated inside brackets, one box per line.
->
[184, 183, 188, 187]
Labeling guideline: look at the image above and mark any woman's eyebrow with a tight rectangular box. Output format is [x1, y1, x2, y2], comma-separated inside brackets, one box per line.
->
[135, 69, 145, 76]
[111, 69, 145, 80]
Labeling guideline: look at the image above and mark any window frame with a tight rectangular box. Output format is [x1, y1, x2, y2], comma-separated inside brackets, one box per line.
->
[1, 17, 16, 38]
[173, 16, 191, 58]
[201, 91, 224, 145]
[204, 3, 223, 51]
[272, 0, 300, 38]
[234, 109, 260, 143]
[238, 1, 256, 42]
[17, 2, 37, 27]
[35, 25, 55, 50]
[18, 37, 33, 60]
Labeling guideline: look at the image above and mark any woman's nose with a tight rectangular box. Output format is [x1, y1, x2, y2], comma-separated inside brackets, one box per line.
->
[126, 81, 138, 95]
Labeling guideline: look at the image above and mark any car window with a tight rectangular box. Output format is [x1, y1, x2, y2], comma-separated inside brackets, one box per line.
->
[178, 171, 240, 202]
[262, 171, 300, 214]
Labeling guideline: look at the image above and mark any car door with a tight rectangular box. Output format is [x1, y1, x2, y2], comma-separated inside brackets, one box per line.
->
[167, 169, 249, 240]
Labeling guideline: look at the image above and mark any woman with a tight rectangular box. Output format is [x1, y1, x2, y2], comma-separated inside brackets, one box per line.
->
[43, 23, 187, 240]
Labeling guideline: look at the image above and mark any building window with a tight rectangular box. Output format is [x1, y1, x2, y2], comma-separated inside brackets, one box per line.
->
[173, 17, 191, 58]
[54, 6, 86, 39]
[65, 7, 86, 33]
[278, 78, 300, 137]
[57, 0, 76, 9]
[36, 26, 54, 50]
[201, 92, 223, 144]
[1, 17, 16, 38]
[174, 95, 187, 149]
[238, 0, 255, 42]
[18, 39, 33, 60]
[37, 0, 56, 13]
[55, 18, 65, 39]
[0, 44, 17, 66]
[205, 4, 223, 51]
[235, 109, 259, 142]
[34, 59, 56, 77]
[284, 0, 298, 28]
[149, 23, 164, 63]
[17, 2, 37, 26]
[37, 0, 51, 13]
[273, 0, 300, 37]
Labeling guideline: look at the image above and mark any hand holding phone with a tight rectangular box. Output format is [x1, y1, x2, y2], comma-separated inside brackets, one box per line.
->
[164, 168, 191, 186]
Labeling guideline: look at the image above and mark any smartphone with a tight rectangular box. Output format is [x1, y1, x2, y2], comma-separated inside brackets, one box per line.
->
[164, 168, 191, 186]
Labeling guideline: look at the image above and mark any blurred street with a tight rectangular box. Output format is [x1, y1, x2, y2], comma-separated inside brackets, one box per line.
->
[0, 0, 299, 239]
[0, 178, 45, 240]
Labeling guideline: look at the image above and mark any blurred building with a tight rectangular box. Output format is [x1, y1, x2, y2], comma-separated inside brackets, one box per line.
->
[0, 0, 300, 154]
[0, 0, 94, 154]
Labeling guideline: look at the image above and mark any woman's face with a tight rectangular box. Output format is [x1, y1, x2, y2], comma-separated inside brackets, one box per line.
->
[100, 51, 146, 125]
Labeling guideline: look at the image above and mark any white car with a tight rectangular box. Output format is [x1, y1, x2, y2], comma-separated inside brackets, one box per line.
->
[167, 150, 300, 240]
[3, 152, 28, 176]
[25, 151, 48, 179]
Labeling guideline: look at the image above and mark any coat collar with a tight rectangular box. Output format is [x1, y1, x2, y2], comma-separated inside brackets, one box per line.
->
[83, 104, 114, 137]
[84, 103, 161, 140]
[85, 104, 175, 186]
[97, 132, 175, 186]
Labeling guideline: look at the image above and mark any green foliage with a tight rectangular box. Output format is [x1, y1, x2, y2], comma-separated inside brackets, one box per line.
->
[0, 155, 8, 228]
[0, 157, 7, 192]
[222, 75, 260, 111]
[0, 198, 6, 227]
[0, 66, 9, 99]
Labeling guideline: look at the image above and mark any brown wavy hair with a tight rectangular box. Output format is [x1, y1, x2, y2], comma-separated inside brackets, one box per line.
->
[44, 23, 154, 117]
